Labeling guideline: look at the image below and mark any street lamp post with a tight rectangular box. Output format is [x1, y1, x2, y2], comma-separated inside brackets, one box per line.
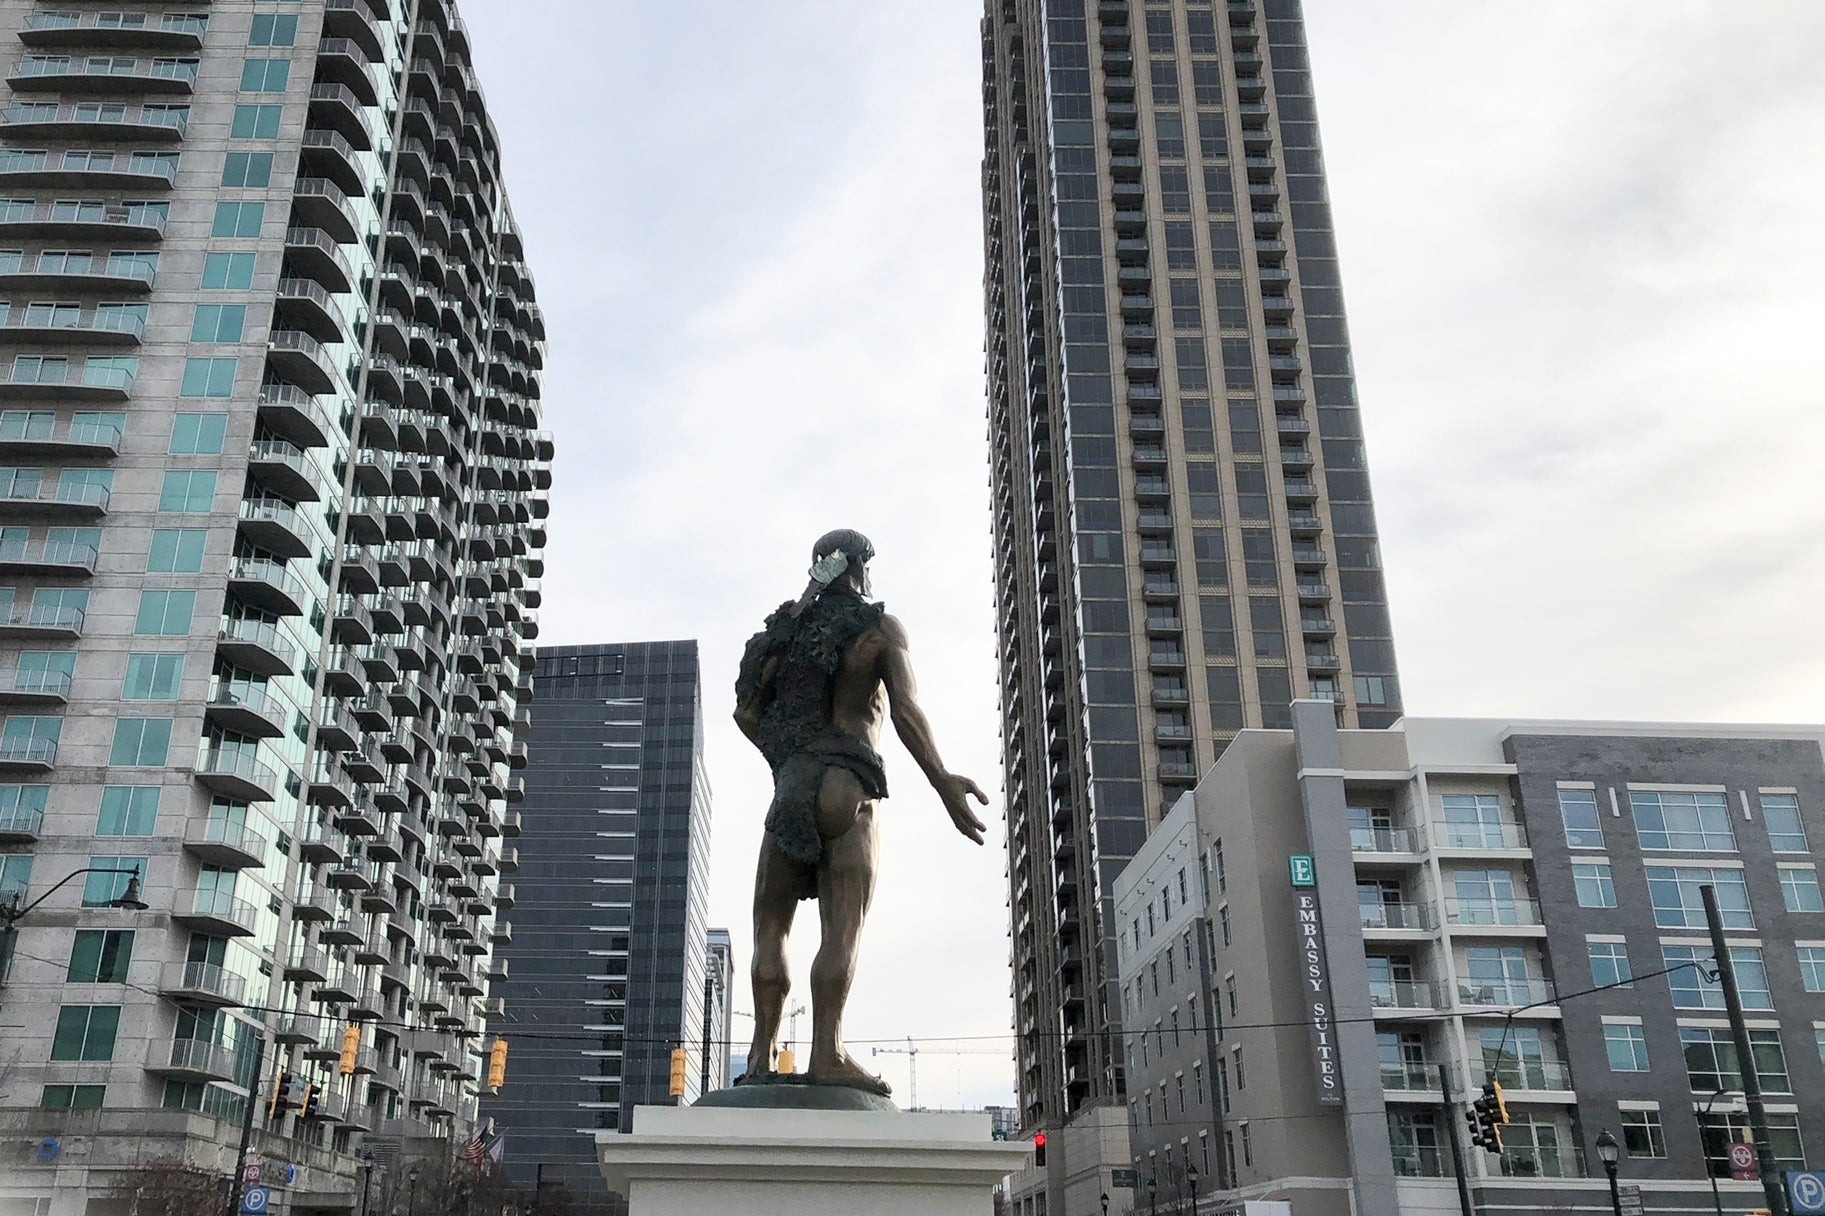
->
[1595, 1130, 1622, 1216]
[1697, 1088, 1738, 1216]
[358, 1148, 374, 1216]
[404, 1165, 420, 1216]
[1186, 1164, 1200, 1216]
[1148, 1176, 1157, 1216]
[1101, 1192, 1110, 1216]
[0, 866, 146, 978]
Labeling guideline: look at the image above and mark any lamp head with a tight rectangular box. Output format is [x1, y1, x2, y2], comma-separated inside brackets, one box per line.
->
[1595, 1128, 1620, 1165]
[109, 870, 148, 911]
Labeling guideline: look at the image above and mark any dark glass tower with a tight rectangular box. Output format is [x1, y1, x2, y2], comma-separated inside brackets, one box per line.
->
[483, 642, 712, 1213]
[981, 0, 1404, 1153]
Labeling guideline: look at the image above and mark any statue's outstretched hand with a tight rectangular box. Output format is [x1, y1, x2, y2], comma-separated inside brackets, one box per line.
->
[934, 773, 989, 845]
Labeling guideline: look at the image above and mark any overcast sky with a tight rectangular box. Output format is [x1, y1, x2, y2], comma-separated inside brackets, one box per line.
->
[460, 1, 1825, 1110]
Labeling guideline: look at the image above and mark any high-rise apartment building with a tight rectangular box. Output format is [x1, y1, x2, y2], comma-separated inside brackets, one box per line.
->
[1110, 705, 1825, 1216]
[980, 0, 1403, 1164]
[483, 642, 713, 1214]
[0, 0, 548, 1209]
[703, 925, 732, 1095]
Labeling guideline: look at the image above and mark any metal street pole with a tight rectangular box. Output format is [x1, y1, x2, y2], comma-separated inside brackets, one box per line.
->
[1700, 884, 1788, 1216]
[1597, 1129, 1623, 1216]
[1439, 1062, 1476, 1216]
[222, 1031, 267, 1216]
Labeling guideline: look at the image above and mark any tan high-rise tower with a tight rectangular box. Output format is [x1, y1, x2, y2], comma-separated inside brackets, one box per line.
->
[982, 0, 1402, 1196]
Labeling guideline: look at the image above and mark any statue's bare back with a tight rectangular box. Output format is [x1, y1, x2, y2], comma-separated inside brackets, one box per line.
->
[734, 531, 986, 1096]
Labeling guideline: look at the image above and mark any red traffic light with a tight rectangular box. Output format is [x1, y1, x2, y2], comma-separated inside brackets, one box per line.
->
[1034, 1132, 1046, 1147]
[1033, 1131, 1047, 1166]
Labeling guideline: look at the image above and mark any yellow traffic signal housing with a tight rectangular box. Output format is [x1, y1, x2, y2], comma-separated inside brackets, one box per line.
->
[776, 1047, 796, 1075]
[669, 1045, 687, 1098]
[338, 1023, 361, 1075]
[488, 1038, 509, 1089]
[1490, 1079, 1509, 1124]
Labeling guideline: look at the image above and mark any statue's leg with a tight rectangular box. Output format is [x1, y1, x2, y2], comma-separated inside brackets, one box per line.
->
[807, 768, 887, 1094]
[747, 833, 802, 1080]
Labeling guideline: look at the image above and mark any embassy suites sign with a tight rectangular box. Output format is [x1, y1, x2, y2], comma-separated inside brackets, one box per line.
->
[1291, 855, 1342, 1105]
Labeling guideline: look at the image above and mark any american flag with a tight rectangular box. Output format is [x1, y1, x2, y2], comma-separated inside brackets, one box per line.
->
[463, 1122, 502, 1171]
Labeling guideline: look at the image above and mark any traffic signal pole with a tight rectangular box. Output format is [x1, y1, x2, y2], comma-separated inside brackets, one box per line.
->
[1700, 885, 1788, 1216]
[223, 1031, 267, 1216]
[1439, 1063, 1475, 1216]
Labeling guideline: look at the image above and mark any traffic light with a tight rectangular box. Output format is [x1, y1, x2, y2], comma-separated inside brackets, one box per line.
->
[1467, 1083, 1505, 1153]
[488, 1038, 509, 1089]
[1033, 1131, 1047, 1166]
[268, 1070, 293, 1119]
[301, 1082, 320, 1119]
[338, 1023, 361, 1076]
[776, 1046, 796, 1075]
[669, 1045, 687, 1098]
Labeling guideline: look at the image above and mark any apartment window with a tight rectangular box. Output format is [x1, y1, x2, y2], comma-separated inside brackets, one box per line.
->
[1192, 1061, 1204, 1104]
[1701, 1112, 1805, 1174]
[1214, 840, 1226, 892]
[109, 717, 171, 766]
[66, 930, 133, 982]
[41, 1085, 104, 1109]
[201, 252, 255, 289]
[50, 1005, 120, 1060]
[1219, 904, 1231, 946]
[230, 104, 282, 138]
[11, 355, 67, 384]
[1225, 976, 1237, 1018]
[122, 653, 183, 701]
[1630, 790, 1735, 851]
[158, 470, 217, 515]
[96, 785, 159, 836]
[1782, 867, 1825, 913]
[178, 358, 235, 399]
[1354, 675, 1389, 705]
[1233, 1046, 1245, 1090]
[1799, 946, 1825, 993]
[1558, 789, 1604, 849]
[220, 151, 272, 188]
[1587, 940, 1632, 988]
[1604, 1024, 1649, 1072]
[239, 59, 291, 92]
[1440, 794, 1508, 848]
[1573, 861, 1616, 909]
[1215, 1057, 1230, 1113]
[0, 852, 31, 899]
[1647, 866, 1751, 929]
[1665, 944, 1771, 1010]
[1681, 1026, 1788, 1093]
[1239, 1122, 1253, 1167]
[1621, 1110, 1666, 1159]
[1761, 793, 1809, 852]
[248, 13, 297, 45]
[146, 530, 205, 574]
[210, 201, 264, 238]
[190, 305, 245, 344]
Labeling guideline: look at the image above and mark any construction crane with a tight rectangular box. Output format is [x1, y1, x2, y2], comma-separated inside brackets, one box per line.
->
[870, 1038, 1009, 1110]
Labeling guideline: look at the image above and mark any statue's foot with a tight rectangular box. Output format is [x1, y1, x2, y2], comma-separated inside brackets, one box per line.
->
[807, 1051, 893, 1097]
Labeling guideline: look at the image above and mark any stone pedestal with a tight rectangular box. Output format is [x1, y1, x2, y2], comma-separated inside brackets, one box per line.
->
[598, 1105, 1031, 1216]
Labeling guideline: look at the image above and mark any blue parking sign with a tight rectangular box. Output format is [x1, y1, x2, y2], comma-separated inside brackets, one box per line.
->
[1789, 1171, 1825, 1215]
[240, 1186, 270, 1214]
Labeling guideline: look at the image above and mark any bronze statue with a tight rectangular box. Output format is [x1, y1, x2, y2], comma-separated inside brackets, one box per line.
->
[734, 529, 987, 1095]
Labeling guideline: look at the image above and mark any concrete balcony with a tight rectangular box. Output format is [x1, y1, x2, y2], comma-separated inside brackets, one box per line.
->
[308, 83, 373, 149]
[267, 329, 341, 396]
[225, 557, 307, 620]
[0, 480, 109, 519]
[236, 497, 313, 560]
[193, 747, 280, 803]
[183, 817, 269, 869]
[0, 735, 57, 770]
[0, 667, 70, 706]
[1, 102, 187, 141]
[174, 890, 258, 937]
[0, 201, 165, 242]
[148, 1037, 236, 1082]
[1358, 901, 1437, 932]
[0, 802, 44, 841]
[21, 11, 206, 52]
[216, 617, 297, 677]
[255, 382, 335, 450]
[0, 537, 96, 578]
[1368, 980, 1443, 1012]
[297, 823, 344, 867]
[1350, 826, 1419, 856]
[1427, 820, 1530, 853]
[1456, 978, 1553, 1008]
[1444, 898, 1546, 931]
[160, 960, 246, 1008]
[10, 56, 197, 94]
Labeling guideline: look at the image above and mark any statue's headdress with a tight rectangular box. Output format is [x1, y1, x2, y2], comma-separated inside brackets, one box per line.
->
[790, 528, 875, 616]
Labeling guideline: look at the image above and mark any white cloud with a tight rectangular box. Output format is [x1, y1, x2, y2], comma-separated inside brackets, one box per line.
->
[463, 0, 1825, 1110]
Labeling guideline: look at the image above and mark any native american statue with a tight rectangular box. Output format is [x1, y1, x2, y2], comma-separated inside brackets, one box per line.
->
[733, 529, 987, 1095]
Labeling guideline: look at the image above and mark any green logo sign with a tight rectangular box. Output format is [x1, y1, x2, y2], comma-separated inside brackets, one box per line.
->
[1289, 855, 1316, 888]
